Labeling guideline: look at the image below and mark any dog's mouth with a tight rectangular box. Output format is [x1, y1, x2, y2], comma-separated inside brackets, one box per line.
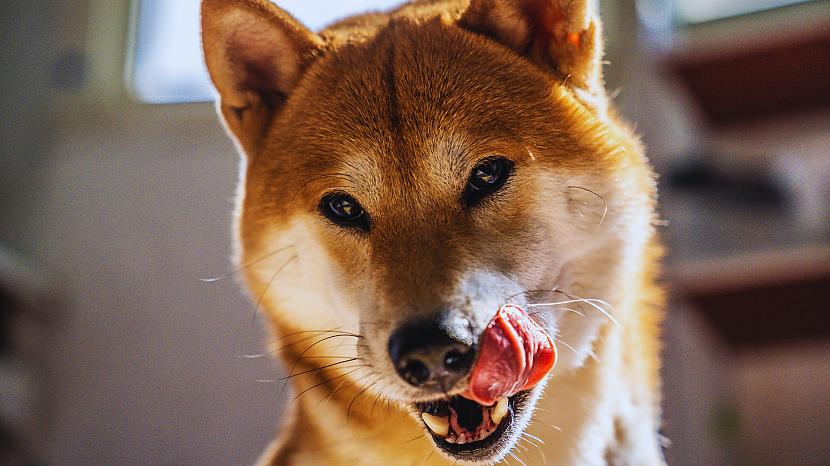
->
[403, 305, 555, 461]
[413, 390, 530, 459]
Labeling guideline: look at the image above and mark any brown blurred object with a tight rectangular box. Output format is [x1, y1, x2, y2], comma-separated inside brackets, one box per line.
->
[672, 246, 830, 350]
[0, 247, 57, 466]
[668, 22, 830, 127]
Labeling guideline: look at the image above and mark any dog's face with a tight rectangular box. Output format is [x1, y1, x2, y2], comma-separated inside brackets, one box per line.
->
[203, 0, 655, 463]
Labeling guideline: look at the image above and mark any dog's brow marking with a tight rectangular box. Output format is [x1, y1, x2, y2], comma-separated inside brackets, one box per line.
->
[288, 172, 355, 208]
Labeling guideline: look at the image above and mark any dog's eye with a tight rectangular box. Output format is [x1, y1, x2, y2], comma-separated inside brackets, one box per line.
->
[319, 192, 370, 231]
[463, 157, 514, 206]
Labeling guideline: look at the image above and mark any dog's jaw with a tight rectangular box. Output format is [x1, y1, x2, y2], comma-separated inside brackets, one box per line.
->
[409, 386, 548, 465]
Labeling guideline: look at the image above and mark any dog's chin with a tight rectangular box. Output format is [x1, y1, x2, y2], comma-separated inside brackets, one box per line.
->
[410, 386, 541, 464]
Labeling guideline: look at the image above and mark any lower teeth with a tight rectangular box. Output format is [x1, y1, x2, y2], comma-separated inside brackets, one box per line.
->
[421, 396, 509, 442]
[422, 412, 449, 437]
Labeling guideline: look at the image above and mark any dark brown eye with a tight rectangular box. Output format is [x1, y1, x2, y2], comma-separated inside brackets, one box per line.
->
[463, 157, 514, 206]
[320, 192, 369, 231]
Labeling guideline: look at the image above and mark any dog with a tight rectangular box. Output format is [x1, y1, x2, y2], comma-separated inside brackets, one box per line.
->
[201, 0, 665, 464]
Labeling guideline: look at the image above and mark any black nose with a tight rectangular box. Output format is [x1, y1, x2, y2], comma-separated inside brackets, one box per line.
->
[388, 312, 476, 390]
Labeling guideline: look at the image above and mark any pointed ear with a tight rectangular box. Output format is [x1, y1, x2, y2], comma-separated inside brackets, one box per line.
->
[459, 0, 606, 109]
[201, 0, 324, 156]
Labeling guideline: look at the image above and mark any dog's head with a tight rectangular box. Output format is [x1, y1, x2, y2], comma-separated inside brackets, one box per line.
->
[202, 0, 655, 463]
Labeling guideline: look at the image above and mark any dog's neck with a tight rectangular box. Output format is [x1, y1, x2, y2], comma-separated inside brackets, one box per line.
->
[529, 315, 665, 466]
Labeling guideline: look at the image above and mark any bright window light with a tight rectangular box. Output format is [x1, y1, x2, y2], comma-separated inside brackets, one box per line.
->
[130, 0, 405, 104]
[675, 0, 813, 23]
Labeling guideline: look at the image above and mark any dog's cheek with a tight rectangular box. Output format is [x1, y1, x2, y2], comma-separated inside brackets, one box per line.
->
[247, 217, 366, 335]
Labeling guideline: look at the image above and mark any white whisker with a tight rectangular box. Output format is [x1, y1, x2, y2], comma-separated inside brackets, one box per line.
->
[509, 451, 528, 466]
[519, 437, 540, 451]
[523, 432, 545, 445]
[521, 433, 548, 462]
[558, 307, 585, 317]
[552, 337, 578, 354]
[526, 298, 620, 328]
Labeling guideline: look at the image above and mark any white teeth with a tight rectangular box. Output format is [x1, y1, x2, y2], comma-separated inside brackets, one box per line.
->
[422, 412, 450, 437]
[490, 397, 509, 426]
[425, 397, 508, 446]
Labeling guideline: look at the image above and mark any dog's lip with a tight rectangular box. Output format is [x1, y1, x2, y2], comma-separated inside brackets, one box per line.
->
[412, 390, 529, 460]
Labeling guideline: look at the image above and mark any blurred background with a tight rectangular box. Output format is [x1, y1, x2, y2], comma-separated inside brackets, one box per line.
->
[1, 0, 828, 464]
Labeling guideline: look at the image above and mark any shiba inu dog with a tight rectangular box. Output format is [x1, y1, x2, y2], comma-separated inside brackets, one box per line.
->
[200, 0, 665, 464]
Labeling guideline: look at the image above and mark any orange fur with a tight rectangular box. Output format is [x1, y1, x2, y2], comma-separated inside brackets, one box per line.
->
[201, 1, 665, 464]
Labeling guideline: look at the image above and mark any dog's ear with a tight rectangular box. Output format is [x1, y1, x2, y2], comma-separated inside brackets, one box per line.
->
[201, 0, 324, 156]
[459, 0, 605, 109]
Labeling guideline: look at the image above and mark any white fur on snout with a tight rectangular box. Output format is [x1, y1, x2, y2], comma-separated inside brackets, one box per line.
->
[449, 270, 530, 332]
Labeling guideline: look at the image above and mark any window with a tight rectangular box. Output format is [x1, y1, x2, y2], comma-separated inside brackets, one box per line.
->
[674, 0, 814, 24]
[130, 0, 405, 103]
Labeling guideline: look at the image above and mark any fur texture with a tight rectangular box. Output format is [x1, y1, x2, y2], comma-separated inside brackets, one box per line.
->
[201, 0, 665, 464]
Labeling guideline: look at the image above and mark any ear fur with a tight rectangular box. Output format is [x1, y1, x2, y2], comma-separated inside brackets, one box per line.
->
[459, 0, 606, 109]
[201, 0, 324, 156]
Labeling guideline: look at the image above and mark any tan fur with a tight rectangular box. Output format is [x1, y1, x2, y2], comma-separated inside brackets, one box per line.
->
[201, 0, 665, 464]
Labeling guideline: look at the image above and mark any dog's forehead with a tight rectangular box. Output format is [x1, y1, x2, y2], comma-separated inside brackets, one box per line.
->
[284, 19, 556, 202]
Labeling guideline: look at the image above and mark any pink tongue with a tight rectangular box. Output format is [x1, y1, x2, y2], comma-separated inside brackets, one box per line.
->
[462, 305, 557, 406]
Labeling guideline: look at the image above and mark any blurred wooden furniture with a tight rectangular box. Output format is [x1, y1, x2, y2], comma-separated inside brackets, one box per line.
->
[0, 246, 56, 465]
